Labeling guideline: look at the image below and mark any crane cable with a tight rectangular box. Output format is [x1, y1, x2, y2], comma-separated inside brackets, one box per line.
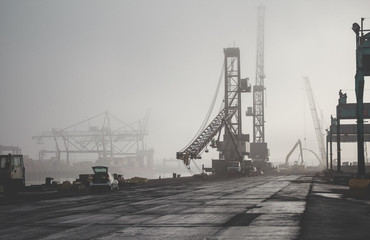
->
[180, 63, 225, 152]
[192, 159, 202, 173]
[183, 162, 196, 175]
[184, 159, 202, 176]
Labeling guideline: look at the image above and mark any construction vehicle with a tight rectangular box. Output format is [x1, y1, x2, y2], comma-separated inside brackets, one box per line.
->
[0, 154, 25, 195]
[279, 140, 305, 173]
[285, 140, 303, 166]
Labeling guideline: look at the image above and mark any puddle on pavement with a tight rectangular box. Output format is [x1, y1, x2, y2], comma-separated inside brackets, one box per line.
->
[314, 192, 343, 199]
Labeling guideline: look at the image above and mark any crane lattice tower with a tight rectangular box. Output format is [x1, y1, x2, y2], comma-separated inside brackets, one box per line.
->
[250, 5, 269, 162]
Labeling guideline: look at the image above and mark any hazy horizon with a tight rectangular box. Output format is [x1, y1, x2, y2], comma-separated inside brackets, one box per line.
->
[1, 0, 370, 169]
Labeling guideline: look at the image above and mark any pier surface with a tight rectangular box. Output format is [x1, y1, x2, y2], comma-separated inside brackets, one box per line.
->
[0, 175, 369, 239]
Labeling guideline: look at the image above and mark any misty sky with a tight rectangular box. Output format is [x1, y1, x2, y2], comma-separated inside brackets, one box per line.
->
[1, 0, 370, 166]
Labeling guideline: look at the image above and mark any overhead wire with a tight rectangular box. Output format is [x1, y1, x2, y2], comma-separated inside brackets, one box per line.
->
[180, 63, 225, 152]
[184, 162, 196, 175]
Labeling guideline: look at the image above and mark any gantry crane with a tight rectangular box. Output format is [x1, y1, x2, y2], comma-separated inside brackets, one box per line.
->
[32, 111, 153, 166]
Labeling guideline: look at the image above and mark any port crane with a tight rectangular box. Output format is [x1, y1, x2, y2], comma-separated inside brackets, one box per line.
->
[32, 111, 153, 166]
[246, 5, 270, 169]
[304, 77, 325, 167]
[176, 48, 251, 173]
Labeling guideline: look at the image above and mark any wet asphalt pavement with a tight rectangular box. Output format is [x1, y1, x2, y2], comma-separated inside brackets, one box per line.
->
[0, 175, 368, 239]
[299, 179, 370, 240]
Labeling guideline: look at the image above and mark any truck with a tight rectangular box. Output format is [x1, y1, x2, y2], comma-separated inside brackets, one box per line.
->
[228, 160, 257, 177]
[0, 154, 25, 195]
[227, 161, 242, 177]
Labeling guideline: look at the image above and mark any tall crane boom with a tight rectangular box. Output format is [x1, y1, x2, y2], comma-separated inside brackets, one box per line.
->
[249, 5, 269, 162]
[176, 107, 237, 163]
[304, 77, 325, 167]
[177, 48, 251, 171]
[253, 5, 265, 143]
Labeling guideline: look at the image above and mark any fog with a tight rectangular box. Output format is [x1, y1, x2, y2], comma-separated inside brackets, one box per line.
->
[1, 0, 370, 167]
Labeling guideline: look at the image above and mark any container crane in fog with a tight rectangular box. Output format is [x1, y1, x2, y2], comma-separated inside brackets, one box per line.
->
[32, 111, 153, 166]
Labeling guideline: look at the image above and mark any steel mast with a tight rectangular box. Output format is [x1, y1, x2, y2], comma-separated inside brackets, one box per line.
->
[223, 48, 244, 162]
[249, 5, 269, 164]
[253, 5, 265, 143]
